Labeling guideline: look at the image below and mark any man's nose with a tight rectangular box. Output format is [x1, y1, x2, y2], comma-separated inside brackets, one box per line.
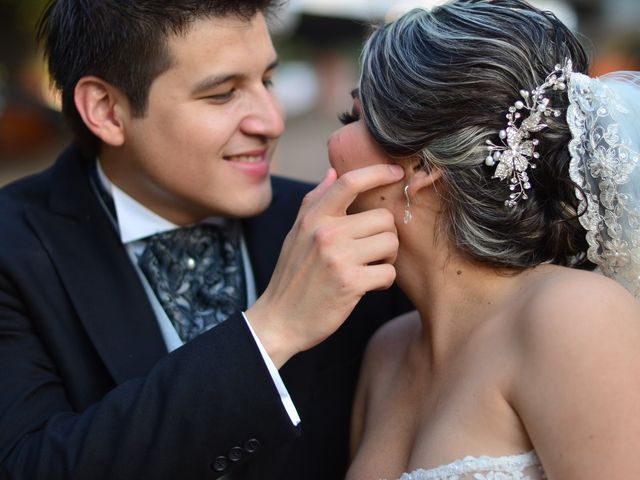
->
[240, 87, 285, 139]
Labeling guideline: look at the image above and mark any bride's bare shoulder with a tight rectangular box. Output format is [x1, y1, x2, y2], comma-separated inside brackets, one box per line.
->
[513, 266, 640, 356]
[508, 268, 640, 469]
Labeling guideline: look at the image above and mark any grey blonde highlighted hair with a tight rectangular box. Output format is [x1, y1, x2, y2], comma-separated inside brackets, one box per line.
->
[359, 0, 593, 269]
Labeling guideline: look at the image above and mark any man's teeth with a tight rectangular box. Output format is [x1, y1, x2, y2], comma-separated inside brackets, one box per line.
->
[227, 155, 262, 163]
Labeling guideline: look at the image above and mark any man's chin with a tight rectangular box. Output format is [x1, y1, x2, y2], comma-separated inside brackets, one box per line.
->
[227, 190, 273, 219]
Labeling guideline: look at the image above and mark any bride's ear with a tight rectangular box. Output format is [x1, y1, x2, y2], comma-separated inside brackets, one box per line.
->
[74, 76, 127, 147]
[406, 165, 442, 198]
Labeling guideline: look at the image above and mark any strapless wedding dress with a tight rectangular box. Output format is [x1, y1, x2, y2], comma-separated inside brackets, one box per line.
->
[397, 451, 545, 479]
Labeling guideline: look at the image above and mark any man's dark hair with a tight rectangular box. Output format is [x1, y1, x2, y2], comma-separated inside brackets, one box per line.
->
[37, 0, 282, 157]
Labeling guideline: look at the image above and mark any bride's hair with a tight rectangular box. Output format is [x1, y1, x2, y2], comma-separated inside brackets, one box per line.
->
[359, 0, 595, 270]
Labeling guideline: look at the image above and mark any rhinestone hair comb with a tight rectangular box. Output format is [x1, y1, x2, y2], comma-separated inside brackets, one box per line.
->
[485, 60, 572, 207]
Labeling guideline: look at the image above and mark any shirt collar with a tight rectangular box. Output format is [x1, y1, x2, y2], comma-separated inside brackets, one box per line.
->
[95, 160, 225, 244]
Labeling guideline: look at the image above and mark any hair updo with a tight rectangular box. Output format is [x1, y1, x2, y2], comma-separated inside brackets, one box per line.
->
[359, 0, 595, 270]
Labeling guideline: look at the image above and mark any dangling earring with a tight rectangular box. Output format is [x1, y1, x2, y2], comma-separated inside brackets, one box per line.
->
[403, 185, 412, 224]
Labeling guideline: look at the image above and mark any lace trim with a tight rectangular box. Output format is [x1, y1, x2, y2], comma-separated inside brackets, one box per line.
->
[397, 451, 542, 479]
[567, 72, 640, 298]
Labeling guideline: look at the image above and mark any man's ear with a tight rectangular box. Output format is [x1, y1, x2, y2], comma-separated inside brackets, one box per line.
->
[74, 76, 127, 147]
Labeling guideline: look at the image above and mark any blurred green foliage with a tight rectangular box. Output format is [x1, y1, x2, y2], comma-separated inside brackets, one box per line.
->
[0, 0, 49, 77]
[0, 0, 49, 33]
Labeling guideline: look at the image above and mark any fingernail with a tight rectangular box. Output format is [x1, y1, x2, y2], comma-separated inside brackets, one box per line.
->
[389, 165, 405, 178]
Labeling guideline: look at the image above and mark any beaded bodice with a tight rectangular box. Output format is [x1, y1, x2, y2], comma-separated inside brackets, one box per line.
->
[397, 451, 545, 480]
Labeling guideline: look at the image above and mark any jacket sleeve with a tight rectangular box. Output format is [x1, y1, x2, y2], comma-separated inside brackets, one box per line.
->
[0, 272, 299, 480]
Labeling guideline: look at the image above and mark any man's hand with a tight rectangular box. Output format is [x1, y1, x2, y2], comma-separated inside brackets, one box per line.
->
[246, 164, 404, 368]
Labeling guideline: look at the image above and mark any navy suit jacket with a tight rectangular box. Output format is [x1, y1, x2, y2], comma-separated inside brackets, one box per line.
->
[0, 145, 411, 479]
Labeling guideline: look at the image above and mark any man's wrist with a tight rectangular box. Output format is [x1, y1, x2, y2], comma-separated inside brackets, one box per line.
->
[241, 312, 301, 426]
[244, 302, 296, 369]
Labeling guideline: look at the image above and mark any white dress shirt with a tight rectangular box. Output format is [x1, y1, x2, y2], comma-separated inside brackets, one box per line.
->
[95, 161, 300, 426]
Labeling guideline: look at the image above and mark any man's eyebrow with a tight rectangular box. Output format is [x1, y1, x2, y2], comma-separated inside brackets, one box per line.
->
[191, 58, 279, 96]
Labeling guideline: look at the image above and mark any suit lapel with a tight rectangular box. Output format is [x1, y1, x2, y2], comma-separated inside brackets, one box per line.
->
[25, 147, 166, 384]
[243, 177, 316, 296]
[243, 177, 319, 418]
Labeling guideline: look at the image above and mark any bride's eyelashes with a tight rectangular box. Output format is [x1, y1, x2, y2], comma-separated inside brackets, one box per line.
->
[339, 109, 360, 125]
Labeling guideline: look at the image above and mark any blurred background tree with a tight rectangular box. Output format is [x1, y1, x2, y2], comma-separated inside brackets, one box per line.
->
[0, 0, 64, 171]
[0, 0, 48, 70]
[0, 0, 638, 185]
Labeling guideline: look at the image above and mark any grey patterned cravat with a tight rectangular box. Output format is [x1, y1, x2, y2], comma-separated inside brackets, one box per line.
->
[138, 223, 247, 342]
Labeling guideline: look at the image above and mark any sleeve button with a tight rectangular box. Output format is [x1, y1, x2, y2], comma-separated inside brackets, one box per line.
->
[228, 446, 243, 462]
[211, 456, 228, 472]
[244, 438, 261, 453]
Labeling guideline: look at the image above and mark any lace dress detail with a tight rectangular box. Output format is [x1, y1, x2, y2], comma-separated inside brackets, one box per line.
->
[397, 451, 545, 480]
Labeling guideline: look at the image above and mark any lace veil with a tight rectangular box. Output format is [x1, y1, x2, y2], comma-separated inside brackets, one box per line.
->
[567, 70, 640, 298]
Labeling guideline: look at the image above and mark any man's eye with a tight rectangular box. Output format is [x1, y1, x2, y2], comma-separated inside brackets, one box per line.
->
[207, 89, 235, 101]
[338, 109, 360, 125]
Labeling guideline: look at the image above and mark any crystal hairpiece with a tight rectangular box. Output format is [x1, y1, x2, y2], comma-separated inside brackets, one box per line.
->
[485, 60, 573, 207]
